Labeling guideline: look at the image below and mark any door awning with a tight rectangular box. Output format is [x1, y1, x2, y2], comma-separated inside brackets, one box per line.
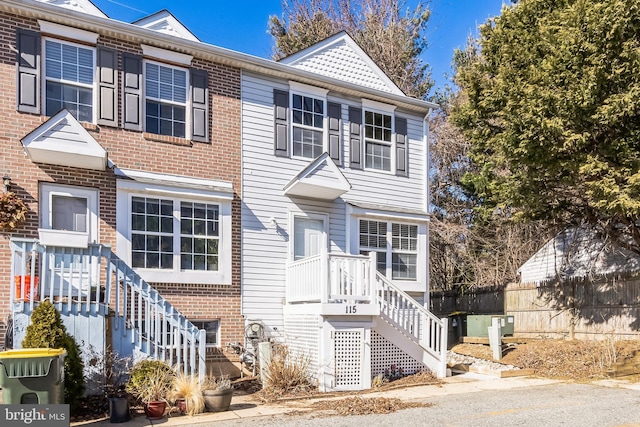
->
[21, 109, 108, 171]
[283, 153, 351, 200]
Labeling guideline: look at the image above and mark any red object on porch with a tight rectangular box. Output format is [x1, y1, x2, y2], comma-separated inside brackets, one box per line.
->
[14, 275, 38, 300]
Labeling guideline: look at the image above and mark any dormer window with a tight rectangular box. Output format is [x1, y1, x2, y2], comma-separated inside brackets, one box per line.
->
[44, 39, 95, 122]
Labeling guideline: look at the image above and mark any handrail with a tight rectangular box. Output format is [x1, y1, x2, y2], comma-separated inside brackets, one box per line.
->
[10, 238, 207, 380]
[374, 271, 448, 377]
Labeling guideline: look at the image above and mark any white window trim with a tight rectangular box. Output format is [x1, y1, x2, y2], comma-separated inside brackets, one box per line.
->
[141, 44, 193, 66]
[362, 105, 395, 174]
[289, 82, 329, 160]
[39, 183, 99, 243]
[42, 37, 97, 123]
[38, 20, 98, 44]
[288, 210, 329, 261]
[347, 204, 427, 291]
[116, 180, 232, 285]
[143, 59, 191, 139]
[192, 319, 221, 348]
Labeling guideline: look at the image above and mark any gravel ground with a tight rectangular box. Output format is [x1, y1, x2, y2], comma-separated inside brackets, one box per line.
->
[447, 350, 521, 372]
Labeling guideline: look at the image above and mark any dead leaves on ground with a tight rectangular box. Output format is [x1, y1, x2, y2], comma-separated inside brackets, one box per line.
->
[313, 396, 432, 416]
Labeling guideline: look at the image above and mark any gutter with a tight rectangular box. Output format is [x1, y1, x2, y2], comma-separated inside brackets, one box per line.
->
[0, 0, 437, 114]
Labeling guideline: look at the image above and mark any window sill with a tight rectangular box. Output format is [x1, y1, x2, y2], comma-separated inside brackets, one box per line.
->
[143, 132, 192, 147]
[136, 269, 230, 285]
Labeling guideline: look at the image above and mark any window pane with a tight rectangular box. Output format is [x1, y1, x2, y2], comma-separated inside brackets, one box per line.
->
[392, 253, 417, 280]
[291, 93, 325, 158]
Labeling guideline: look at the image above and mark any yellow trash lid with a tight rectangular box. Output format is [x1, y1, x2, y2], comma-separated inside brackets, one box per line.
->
[0, 348, 67, 359]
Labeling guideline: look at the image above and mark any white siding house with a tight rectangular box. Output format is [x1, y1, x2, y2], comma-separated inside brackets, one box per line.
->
[518, 227, 640, 285]
[241, 33, 447, 391]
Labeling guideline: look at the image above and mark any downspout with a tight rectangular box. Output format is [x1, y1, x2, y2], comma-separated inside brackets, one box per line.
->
[424, 109, 432, 310]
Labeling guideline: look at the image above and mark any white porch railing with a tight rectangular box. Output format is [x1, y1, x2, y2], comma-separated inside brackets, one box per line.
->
[286, 251, 375, 303]
[375, 272, 448, 377]
[286, 250, 448, 377]
[10, 238, 207, 379]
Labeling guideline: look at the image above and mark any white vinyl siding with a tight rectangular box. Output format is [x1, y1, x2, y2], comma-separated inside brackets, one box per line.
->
[241, 72, 428, 327]
[44, 39, 94, 122]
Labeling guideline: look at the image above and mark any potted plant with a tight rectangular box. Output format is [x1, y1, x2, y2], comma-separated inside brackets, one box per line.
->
[85, 346, 133, 423]
[125, 360, 174, 420]
[202, 374, 233, 412]
[168, 370, 205, 416]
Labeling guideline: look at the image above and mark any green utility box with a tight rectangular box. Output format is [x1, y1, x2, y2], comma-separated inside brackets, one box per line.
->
[467, 315, 514, 337]
[0, 348, 67, 404]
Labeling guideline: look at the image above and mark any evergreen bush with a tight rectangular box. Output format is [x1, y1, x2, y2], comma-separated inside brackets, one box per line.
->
[22, 300, 86, 410]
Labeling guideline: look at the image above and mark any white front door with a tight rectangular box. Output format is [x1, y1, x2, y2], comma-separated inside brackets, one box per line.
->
[293, 217, 325, 260]
[40, 184, 100, 298]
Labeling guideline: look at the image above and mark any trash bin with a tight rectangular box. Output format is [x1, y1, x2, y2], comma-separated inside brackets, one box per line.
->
[0, 348, 66, 404]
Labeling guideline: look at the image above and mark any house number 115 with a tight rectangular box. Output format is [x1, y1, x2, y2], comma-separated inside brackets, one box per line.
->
[346, 305, 357, 314]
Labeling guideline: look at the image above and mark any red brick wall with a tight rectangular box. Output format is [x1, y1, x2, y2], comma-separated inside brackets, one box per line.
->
[0, 12, 244, 349]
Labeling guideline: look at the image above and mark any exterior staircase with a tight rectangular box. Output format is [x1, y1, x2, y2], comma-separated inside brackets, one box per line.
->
[9, 238, 206, 379]
[286, 251, 448, 390]
[374, 272, 448, 378]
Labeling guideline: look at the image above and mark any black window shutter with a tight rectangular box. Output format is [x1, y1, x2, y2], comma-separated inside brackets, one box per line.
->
[122, 53, 142, 131]
[395, 117, 408, 176]
[16, 29, 40, 114]
[274, 89, 289, 157]
[327, 102, 342, 165]
[97, 47, 117, 127]
[349, 106, 363, 169]
[190, 68, 209, 142]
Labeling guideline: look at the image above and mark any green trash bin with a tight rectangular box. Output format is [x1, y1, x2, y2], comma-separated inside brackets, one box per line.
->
[0, 348, 66, 404]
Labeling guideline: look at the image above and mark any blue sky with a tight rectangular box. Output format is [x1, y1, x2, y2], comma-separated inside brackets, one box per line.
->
[91, 0, 506, 93]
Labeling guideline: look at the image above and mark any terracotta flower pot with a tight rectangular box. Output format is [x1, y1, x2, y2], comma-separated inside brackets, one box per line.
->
[202, 389, 233, 412]
[144, 401, 167, 420]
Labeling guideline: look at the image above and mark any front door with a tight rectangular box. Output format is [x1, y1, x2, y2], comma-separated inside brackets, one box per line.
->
[40, 184, 99, 298]
[293, 217, 325, 260]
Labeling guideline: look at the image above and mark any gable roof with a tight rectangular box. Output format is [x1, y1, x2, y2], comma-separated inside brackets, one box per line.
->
[279, 32, 405, 96]
[21, 110, 108, 171]
[132, 9, 199, 42]
[283, 153, 351, 200]
[34, 0, 106, 17]
[518, 227, 640, 285]
[8, 0, 437, 114]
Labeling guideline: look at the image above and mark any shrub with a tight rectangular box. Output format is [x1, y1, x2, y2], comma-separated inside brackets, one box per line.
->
[168, 370, 205, 415]
[126, 360, 174, 403]
[262, 344, 316, 397]
[22, 300, 86, 410]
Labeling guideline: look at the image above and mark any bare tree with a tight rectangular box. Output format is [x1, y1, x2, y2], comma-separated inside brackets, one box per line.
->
[269, 0, 433, 98]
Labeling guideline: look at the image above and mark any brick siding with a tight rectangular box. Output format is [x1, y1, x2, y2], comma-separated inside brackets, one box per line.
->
[0, 12, 244, 350]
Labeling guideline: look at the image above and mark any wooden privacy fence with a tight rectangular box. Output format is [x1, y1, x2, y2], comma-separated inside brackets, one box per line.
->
[505, 277, 640, 339]
[430, 287, 504, 317]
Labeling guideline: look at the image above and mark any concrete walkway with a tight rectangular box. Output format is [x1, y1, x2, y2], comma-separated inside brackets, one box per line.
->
[80, 372, 568, 426]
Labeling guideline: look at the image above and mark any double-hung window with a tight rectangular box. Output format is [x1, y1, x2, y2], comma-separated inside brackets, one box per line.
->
[359, 219, 417, 280]
[364, 110, 393, 171]
[292, 93, 324, 158]
[44, 39, 94, 122]
[145, 62, 187, 138]
[131, 197, 220, 271]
